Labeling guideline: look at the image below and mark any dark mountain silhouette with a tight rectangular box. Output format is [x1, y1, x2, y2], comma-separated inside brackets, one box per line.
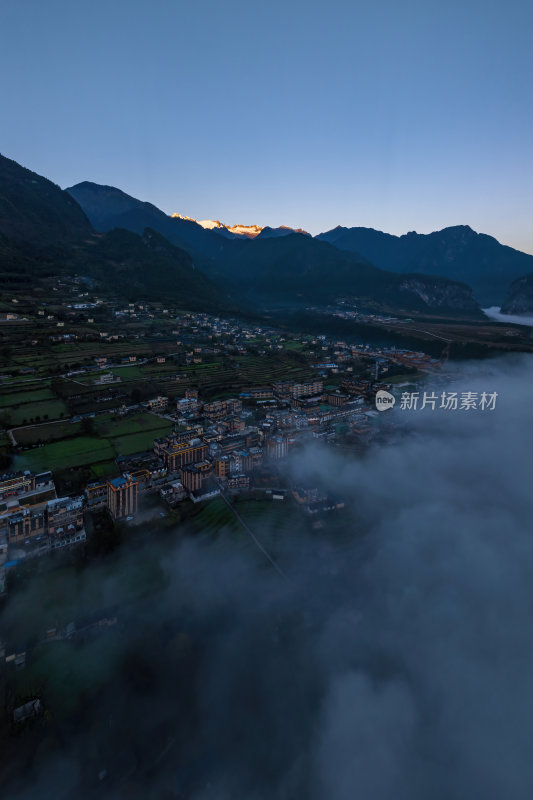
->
[0, 155, 230, 309]
[0, 155, 483, 316]
[79, 227, 224, 307]
[68, 179, 481, 315]
[256, 226, 311, 240]
[501, 273, 533, 315]
[66, 181, 224, 267]
[0, 153, 94, 287]
[209, 233, 480, 314]
[0, 153, 92, 245]
[317, 225, 533, 305]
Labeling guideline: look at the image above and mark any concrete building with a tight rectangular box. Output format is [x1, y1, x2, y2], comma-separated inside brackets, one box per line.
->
[235, 447, 263, 473]
[240, 387, 274, 400]
[106, 474, 138, 520]
[147, 396, 168, 411]
[94, 372, 118, 385]
[273, 380, 323, 398]
[161, 439, 208, 472]
[47, 496, 86, 548]
[266, 435, 289, 460]
[203, 398, 242, 421]
[227, 474, 250, 490]
[176, 397, 199, 414]
[3, 504, 47, 544]
[326, 391, 349, 407]
[0, 470, 54, 503]
[0, 471, 35, 500]
[181, 461, 213, 494]
[292, 394, 322, 410]
[214, 455, 231, 478]
[85, 480, 107, 510]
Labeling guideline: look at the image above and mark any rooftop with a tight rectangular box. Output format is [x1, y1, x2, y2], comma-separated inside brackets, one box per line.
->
[108, 475, 138, 489]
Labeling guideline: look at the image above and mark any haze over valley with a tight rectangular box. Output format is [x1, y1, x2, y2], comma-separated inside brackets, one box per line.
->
[1, 0, 532, 797]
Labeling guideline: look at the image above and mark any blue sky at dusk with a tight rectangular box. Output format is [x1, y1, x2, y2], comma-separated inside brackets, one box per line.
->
[2, 0, 532, 252]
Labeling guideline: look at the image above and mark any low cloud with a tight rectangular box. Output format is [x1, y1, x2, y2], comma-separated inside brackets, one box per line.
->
[2, 355, 533, 799]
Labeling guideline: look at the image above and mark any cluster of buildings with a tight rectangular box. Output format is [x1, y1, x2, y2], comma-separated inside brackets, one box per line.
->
[0, 363, 393, 584]
[0, 467, 143, 567]
[145, 374, 394, 503]
[0, 471, 86, 564]
[292, 485, 345, 515]
[153, 421, 265, 501]
[0, 304, 433, 577]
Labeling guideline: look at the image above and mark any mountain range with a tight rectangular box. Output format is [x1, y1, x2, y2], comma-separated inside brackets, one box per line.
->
[0, 155, 228, 310]
[171, 216, 309, 240]
[1, 152, 531, 316]
[172, 215, 263, 238]
[317, 225, 533, 306]
[66, 180, 483, 314]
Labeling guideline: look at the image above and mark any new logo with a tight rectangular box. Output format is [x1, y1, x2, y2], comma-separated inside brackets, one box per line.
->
[375, 390, 395, 411]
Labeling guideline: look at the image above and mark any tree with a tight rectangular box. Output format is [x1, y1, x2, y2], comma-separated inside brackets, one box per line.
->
[81, 417, 95, 436]
[0, 451, 13, 470]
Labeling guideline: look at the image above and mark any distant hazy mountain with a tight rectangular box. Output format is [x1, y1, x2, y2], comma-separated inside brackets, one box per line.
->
[64, 178, 479, 315]
[4, 157, 526, 315]
[173, 215, 264, 239]
[223, 223, 263, 238]
[67, 182, 224, 265]
[172, 215, 309, 240]
[171, 215, 244, 240]
[501, 273, 533, 315]
[317, 225, 533, 305]
[256, 226, 310, 240]
[209, 232, 480, 314]
[0, 157, 229, 310]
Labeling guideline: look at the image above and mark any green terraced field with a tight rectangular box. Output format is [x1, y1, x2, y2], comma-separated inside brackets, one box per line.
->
[95, 413, 171, 438]
[15, 436, 116, 472]
[191, 498, 237, 535]
[6, 399, 69, 426]
[111, 365, 145, 379]
[90, 459, 119, 479]
[14, 420, 83, 446]
[110, 429, 169, 455]
[13, 412, 172, 477]
[0, 387, 55, 408]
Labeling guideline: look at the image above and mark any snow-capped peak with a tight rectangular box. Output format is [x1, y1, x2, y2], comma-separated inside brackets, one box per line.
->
[171, 213, 308, 239]
[227, 224, 263, 237]
[171, 213, 197, 223]
[198, 219, 226, 230]
[171, 213, 263, 237]
[172, 214, 227, 230]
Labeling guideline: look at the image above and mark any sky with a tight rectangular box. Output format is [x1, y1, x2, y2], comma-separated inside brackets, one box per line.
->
[1, 0, 532, 251]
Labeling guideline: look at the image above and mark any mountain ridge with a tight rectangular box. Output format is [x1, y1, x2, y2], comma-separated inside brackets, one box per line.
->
[0, 156, 232, 311]
[170, 215, 310, 240]
[317, 224, 533, 305]
[500, 273, 533, 315]
[66, 178, 482, 315]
